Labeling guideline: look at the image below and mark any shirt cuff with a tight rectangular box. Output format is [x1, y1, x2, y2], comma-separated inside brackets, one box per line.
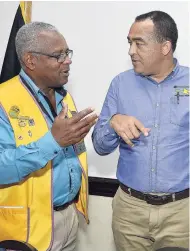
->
[36, 131, 62, 160]
[103, 117, 119, 138]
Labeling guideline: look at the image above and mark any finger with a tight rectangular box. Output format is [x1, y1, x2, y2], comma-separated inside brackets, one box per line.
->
[124, 129, 134, 140]
[59, 104, 68, 119]
[75, 113, 98, 130]
[84, 113, 98, 123]
[89, 119, 97, 128]
[120, 132, 134, 147]
[84, 119, 97, 130]
[78, 132, 88, 141]
[128, 124, 140, 138]
[134, 119, 150, 136]
[145, 128, 151, 133]
[73, 132, 88, 144]
[71, 107, 95, 123]
[77, 120, 96, 137]
[137, 127, 151, 136]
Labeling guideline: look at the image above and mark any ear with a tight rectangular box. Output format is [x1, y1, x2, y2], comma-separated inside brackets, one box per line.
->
[22, 53, 37, 71]
[162, 41, 172, 56]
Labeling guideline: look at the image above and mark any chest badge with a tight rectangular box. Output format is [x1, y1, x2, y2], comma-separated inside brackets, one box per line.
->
[18, 119, 27, 127]
[9, 106, 35, 127]
[9, 106, 20, 119]
[28, 130, 32, 137]
[174, 86, 189, 104]
[183, 88, 189, 95]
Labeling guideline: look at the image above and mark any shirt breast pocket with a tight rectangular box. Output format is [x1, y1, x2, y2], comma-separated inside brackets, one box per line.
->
[170, 88, 189, 127]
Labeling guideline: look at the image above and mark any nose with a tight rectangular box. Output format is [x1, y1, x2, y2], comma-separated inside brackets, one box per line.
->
[128, 43, 136, 56]
[63, 56, 72, 65]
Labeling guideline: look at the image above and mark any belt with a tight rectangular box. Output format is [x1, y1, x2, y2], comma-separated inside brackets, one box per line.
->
[54, 201, 71, 211]
[54, 192, 79, 211]
[120, 183, 189, 205]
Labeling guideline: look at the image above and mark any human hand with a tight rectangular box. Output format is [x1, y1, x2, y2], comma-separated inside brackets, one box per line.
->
[110, 114, 150, 147]
[51, 104, 98, 147]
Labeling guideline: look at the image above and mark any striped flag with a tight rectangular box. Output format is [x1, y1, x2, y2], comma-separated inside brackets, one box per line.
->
[0, 1, 32, 84]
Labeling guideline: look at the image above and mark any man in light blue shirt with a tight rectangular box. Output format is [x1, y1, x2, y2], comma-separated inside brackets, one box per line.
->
[0, 22, 97, 251]
[92, 11, 189, 251]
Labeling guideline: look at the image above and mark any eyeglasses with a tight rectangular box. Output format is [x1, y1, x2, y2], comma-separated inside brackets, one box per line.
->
[30, 49, 73, 63]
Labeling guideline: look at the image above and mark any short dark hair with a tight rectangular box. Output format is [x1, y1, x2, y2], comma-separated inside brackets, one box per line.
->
[135, 11, 178, 52]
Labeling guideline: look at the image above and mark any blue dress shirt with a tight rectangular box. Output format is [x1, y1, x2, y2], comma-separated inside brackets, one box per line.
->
[0, 69, 82, 206]
[92, 59, 189, 193]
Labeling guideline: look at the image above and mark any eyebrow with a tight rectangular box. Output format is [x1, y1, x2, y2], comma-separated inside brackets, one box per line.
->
[127, 36, 145, 42]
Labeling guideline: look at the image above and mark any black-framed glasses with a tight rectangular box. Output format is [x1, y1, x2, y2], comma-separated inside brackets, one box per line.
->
[30, 49, 73, 63]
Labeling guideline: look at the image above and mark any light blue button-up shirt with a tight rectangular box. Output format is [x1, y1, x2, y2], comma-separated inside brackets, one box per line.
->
[0, 69, 82, 206]
[92, 59, 189, 193]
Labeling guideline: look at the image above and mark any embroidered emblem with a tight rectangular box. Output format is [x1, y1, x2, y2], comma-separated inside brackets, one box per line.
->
[19, 116, 30, 120]
[9, 106, 20, 119]
[28, 119, 35, 126]
[28, 130, 32, 137]
[9, 106, 31, 121]
[18, 120, 26, 127]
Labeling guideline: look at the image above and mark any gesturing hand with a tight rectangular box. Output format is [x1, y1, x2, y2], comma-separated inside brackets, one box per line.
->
[110, 114, 151, 147]
[51, 104, 98, 147]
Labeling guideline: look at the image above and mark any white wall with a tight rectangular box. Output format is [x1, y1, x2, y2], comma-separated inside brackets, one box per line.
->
[0, 1, 19, 71]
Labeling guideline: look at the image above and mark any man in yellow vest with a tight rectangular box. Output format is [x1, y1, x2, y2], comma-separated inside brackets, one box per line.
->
[0, 22, 98, 251]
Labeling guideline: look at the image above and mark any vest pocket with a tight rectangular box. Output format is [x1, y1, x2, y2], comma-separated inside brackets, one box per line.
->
[0, 206, 29, 241]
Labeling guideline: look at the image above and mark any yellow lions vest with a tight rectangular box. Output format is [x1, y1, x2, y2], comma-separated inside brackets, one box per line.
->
[0, 76, 89, 251]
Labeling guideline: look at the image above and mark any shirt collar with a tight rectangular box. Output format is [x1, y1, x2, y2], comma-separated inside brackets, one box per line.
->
[171, 58, 179, 75]
[134, 58, 179, 79]
[19, 69, 67, 102]
[20, 69, 40, 96]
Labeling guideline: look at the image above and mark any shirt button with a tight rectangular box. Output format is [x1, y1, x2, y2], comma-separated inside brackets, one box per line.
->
[152, 146, 156, 150]
[156, 103, 159, 107]
[152, 190, 155, 192]
[151, 168, 155, 172]
[154, 124, 158, 128]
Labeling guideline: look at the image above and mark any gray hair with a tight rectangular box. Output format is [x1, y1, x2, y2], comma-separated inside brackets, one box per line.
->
[15, 21, 59, 68]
